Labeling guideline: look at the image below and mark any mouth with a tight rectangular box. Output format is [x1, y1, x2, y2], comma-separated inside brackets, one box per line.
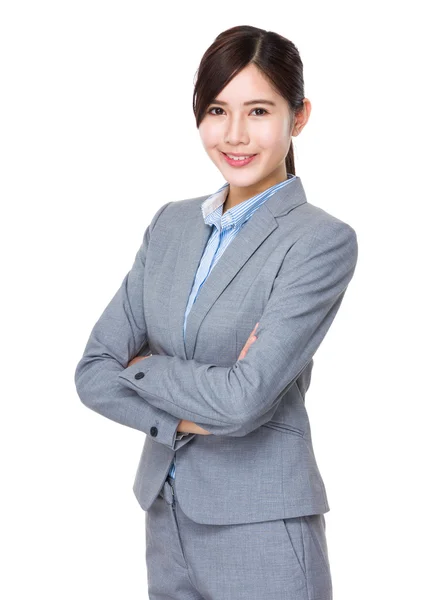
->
[220, 151, 258, 167]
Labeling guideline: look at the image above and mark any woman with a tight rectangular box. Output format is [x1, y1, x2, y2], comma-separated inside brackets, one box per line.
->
[75, 25, 358, 600]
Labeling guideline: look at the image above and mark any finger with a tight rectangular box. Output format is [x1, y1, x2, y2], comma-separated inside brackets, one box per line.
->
[239, 334, 257, 360]
[238, 324, 259, 361]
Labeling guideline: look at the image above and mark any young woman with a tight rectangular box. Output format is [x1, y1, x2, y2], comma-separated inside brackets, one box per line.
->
[75, 25, 358, 600]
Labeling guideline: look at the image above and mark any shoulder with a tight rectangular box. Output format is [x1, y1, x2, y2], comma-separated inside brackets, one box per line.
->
[271, 198, 358, 278]
[141, 194, 210, 247]
[291, 200, 356, 235]
[151, 194, 208, 224]
[275, 198, 357, 259]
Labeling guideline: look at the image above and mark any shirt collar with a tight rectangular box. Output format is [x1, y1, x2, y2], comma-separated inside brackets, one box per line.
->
[201, 173, 296, 233]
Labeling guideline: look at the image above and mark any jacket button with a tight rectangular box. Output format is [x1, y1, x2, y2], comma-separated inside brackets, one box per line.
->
[135, 372, 145, 380]
[150, 426, 158, 437]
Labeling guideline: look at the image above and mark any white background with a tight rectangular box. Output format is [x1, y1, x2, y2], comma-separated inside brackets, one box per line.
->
[1, 1, 445, 598]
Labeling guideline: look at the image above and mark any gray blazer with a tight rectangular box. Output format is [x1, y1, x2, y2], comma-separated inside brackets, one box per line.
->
[74, 176, 358, 525]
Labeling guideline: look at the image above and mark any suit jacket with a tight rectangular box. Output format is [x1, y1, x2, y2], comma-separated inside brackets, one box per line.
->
[74, 176, 358, 525]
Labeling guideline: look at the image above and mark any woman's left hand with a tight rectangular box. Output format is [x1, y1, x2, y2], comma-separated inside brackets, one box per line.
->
[128, 354, 150, 367]
[126, 354, 211, 435]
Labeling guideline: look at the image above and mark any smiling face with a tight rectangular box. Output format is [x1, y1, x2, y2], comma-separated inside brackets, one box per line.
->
[198, 63, 311, 202]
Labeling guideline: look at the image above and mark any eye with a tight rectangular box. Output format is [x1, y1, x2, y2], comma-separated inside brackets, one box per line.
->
[252, 108, 268, 116]
[207, 107, 269, 116]
[208, 106, 225, 116]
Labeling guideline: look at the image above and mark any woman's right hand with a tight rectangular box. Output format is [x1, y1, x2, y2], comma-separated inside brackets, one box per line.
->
[177, 322, 259, 435]
[238, 322, 259, 361]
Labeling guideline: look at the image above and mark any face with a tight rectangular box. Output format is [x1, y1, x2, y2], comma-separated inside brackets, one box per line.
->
[198, 63, 311, 197]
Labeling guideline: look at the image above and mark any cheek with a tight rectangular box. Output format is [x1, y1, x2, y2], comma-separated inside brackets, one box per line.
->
[254, 120, 291, 152]
[199, 121, 221, 149]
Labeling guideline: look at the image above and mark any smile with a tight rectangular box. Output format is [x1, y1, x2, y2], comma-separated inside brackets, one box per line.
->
[220, 152, 258, 167]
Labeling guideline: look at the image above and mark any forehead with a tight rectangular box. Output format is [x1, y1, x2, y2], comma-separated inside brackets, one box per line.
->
[213, 64, 282, 105]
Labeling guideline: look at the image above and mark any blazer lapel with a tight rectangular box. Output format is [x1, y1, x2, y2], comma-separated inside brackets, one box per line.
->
[168, 176, 307, 361]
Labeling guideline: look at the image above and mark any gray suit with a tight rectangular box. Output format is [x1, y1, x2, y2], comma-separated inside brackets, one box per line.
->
[74, 176, 358, 527]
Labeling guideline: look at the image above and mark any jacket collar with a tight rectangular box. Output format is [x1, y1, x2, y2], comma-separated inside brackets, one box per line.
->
[168, 175, 308, 360]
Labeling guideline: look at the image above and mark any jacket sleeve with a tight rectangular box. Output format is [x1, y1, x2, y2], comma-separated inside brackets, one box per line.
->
[73, 201, 196, 451]
[117, 221, 359, 437]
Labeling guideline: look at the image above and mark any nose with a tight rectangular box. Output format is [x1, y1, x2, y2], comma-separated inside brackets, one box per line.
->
[224, 115, 249, 146]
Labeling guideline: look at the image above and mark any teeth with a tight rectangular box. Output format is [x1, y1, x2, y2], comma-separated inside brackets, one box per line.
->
[226, 154, 253, 160]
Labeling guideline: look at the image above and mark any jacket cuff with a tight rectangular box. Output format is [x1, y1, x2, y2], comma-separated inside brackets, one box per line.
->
[118, 361, 197, 449]
[148, 409, 185, 449]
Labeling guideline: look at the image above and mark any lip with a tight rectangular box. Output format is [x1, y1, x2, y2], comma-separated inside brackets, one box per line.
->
[221, 151, 256, 156]
[220, 151, 258, 167]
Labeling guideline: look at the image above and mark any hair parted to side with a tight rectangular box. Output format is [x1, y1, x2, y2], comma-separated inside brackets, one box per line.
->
[192, 25, 306, 176]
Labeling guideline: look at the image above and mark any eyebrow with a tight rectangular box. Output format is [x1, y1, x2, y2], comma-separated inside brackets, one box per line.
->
[210, 99, 276, 107]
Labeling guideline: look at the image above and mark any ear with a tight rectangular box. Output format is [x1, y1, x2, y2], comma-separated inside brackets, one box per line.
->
[291, 98, 312, 136]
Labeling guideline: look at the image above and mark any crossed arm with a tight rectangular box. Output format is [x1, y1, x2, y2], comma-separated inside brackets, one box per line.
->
[74, 201, 357, 445]
[116, 220, 357, 436]
[127, 322, 259, 436]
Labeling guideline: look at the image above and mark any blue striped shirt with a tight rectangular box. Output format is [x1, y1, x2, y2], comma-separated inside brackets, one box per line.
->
[168, 173, 297, 479]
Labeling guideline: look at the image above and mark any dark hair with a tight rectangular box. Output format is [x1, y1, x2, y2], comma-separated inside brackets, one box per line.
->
[193, 26, 305, 176]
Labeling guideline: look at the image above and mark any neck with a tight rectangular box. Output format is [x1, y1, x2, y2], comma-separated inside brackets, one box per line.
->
[223, 165, 288, 213]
